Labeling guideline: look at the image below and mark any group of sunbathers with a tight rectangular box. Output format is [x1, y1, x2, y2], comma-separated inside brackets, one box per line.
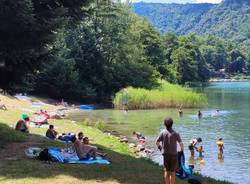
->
[45, 127, 106, 159]
[14, 110, 56, 133]
[15, 112, 107, 160]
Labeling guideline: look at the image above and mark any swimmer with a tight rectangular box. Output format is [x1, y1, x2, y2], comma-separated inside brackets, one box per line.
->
[211, 109, 220, 117]
[216, 138, 224, 159]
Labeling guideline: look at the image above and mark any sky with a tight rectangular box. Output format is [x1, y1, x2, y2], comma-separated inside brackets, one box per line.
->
[123, 0, 222, 4]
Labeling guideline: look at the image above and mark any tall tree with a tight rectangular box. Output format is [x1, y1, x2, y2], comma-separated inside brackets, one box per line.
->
[0, 0, 91, 91]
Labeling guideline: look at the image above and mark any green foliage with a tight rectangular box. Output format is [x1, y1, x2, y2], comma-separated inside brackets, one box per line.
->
[94, 120, 106, 131]
[0, 122, 27, 148]
[1, 0, 248, 103]
[0, 0, 91, 92]
[35, 57, 90, 101]
[193, 0, 250, 54]
[83, 118, 92, 126]
[34, 3, 160, 102]
[113, 80, 206, 110]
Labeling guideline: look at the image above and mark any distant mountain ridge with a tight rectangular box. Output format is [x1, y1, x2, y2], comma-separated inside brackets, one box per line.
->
[132, 0, 250, 52]
[132, 2, 214, 35]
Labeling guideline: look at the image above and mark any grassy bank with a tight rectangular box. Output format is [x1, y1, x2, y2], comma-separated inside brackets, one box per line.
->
[113, 81, 207, 110]
[0, 94, 230, 184]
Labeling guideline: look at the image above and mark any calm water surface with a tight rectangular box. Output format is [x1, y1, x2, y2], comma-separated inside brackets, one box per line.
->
[69, 82, 250, 184]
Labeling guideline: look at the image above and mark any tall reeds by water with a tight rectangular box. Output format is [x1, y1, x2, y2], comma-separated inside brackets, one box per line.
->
[113, 81, 206, 110]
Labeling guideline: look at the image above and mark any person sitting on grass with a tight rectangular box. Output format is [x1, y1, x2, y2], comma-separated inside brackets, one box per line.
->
[77, 131, 84, 141]
[82, 137, 107, 157]
[188, 137, 202, 157]
[46, 125, 58, 140]
[15, 113, 30, 133]
[72, 135, 98, 160]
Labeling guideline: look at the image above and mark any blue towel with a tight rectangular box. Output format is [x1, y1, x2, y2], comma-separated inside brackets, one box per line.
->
[48, 147, 110, 165]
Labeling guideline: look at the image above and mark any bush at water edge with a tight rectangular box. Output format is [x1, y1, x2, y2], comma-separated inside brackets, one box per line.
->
[113, 80, 207, 110]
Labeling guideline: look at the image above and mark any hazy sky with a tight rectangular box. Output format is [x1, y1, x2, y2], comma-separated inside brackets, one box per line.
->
[126, 0, 222, 4]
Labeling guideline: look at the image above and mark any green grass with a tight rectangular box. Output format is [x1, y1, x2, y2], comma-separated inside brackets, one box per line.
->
[0, 123, 27, 148]
[0, 96, 231, 184]
[113, 80, 207, 110]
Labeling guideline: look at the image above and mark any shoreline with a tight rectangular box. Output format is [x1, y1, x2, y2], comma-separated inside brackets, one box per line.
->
[0, 94, 232, 184]
[209, 78, 250, 82]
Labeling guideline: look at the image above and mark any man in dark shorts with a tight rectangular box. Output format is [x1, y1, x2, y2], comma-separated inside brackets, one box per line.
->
[156, 117, 184, 184]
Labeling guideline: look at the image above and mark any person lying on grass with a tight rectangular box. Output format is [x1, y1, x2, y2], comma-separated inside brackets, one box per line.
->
[46, 125, 58, 140]
[0, 104, 7, 110]
[0, 99, 7, 110]
[15, 113, 30, 133]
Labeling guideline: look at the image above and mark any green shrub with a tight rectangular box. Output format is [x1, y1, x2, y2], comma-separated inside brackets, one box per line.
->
[94, 121, 106, 131]
[82, 118, 91, 126]
[113, 80, 207, 110]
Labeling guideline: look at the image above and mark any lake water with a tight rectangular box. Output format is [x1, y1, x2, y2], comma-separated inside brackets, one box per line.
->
[69, 82, 250, 184]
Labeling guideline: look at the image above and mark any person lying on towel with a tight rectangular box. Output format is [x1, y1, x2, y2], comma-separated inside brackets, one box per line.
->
[72, 135, 98, 160]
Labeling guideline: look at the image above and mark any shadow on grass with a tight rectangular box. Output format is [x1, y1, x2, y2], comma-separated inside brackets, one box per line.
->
[0, 122, 27, 148]
[0, 122, 164, 184]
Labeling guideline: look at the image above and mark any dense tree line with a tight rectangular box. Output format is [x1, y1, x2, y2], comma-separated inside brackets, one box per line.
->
[0, 0, 249, 102]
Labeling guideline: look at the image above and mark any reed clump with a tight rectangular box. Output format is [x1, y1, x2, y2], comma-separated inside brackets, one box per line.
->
[113, 80, 206, 110]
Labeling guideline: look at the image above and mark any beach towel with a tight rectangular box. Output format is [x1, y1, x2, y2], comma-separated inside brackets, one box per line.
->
[176, 151, 193, 179]
[48, 147, 110, 165]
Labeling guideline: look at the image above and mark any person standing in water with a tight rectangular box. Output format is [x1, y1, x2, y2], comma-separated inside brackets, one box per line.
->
[188, 137, 202, 157]
[216, 138, 224, 159]
[197, 110, 202, 119]
[156, 118, 184, 184]
[178, 105, 183, 118]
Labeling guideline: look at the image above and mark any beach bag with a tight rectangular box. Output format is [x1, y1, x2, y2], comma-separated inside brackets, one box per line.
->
[37, 149, 53, 161]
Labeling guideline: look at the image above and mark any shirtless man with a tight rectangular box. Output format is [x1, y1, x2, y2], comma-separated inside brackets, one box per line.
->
[72, 134, 97, 160]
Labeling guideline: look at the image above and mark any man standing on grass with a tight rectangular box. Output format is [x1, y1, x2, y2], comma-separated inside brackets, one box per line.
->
[156, 118, 184, 184]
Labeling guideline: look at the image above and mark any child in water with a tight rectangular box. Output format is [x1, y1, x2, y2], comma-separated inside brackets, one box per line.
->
[198, 145, 204, 158]
[216, 138, 224, 159]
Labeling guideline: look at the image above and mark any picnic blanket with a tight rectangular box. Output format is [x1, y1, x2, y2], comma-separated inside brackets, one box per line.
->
[48, 147, 110, 165]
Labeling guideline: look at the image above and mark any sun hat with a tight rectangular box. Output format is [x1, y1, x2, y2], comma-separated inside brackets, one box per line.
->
[22, 113, 29, 119]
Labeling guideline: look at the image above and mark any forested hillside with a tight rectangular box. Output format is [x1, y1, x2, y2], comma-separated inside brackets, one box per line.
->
[192, 0, 250, 53]
[133, 0, 250, 53]
[132, 2, 214, 35]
